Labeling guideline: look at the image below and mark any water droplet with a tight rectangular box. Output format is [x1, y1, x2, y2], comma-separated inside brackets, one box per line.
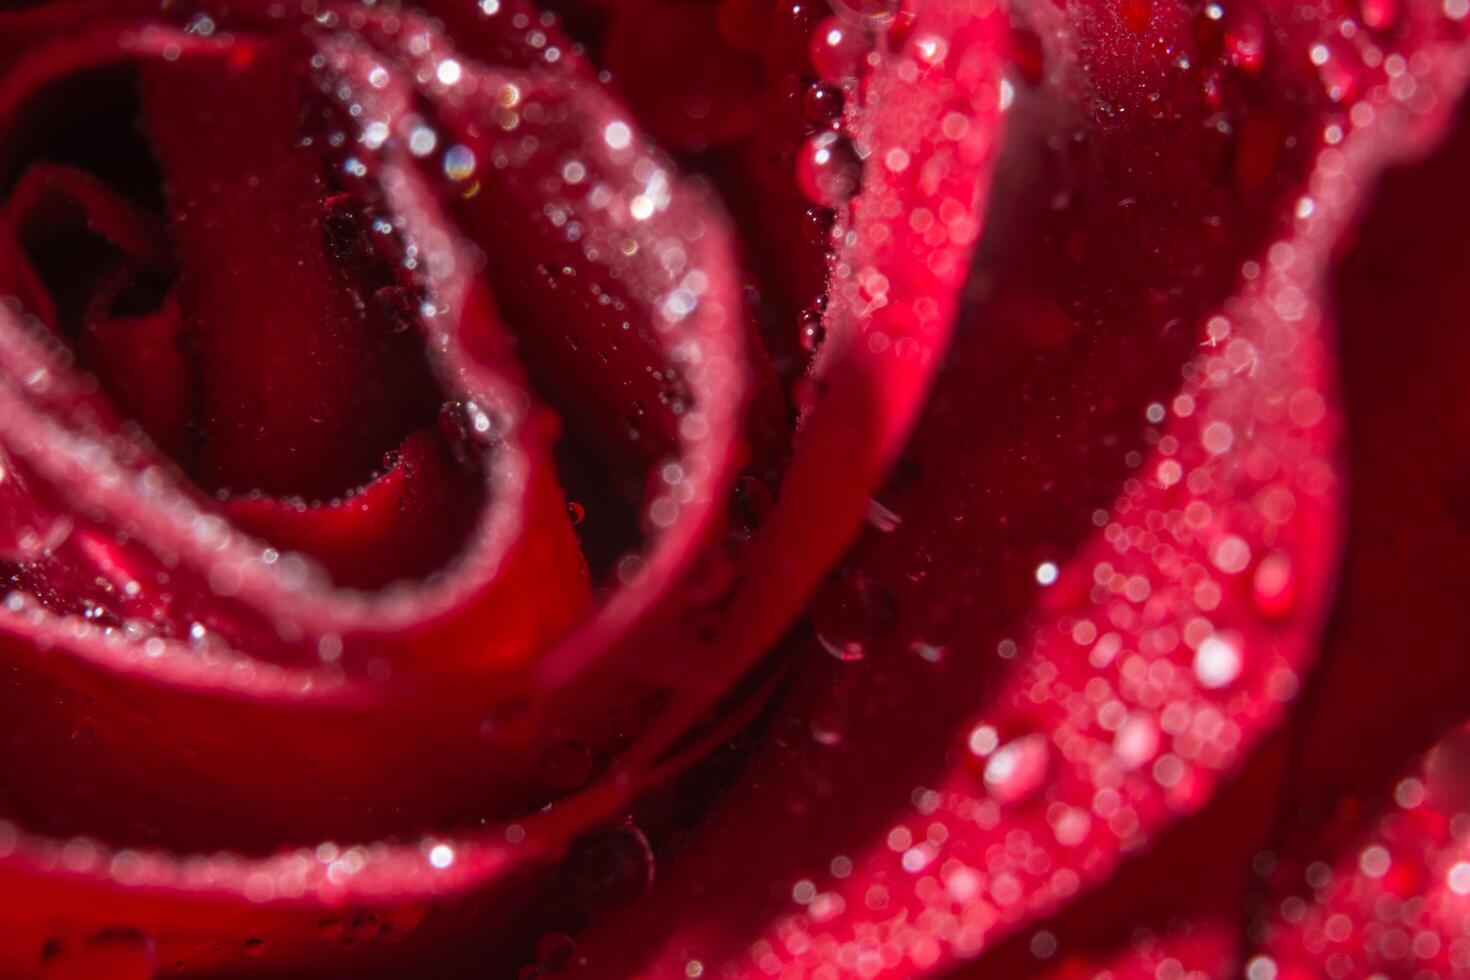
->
[1030, 930, 1059, 959]
[566, 501, 586, 526]
[803, 81, 844, 126]
[1252, 551, 1295, 615]
[967, 723, 1000, 757]
[1210, 534, 1252, 574]
[728, 475, 775, 541]
[983, 733, 1051, 805]
[773, 0, 828, 66]
[1358, 0, 1399, 29]
[1201, 420, 1234, 455]
[564, 823, 654, 908]
[809, 16, 868, 81]
[909, 639, 945, 662]
[428, 842, 455, 868]
[1224, 8, 1266, 72]
[810, 707, 846, 745]
[1194, 633, 1242, 688]
[797, 131, 862, 206]
[408, 124, 438, 157]
[435, 58, 462, 86]
[443, 144, 477, 181]
[812, 574, 892, 660]
[244, 938, 266, 957]
[603, 121, 633, 150]
[798, 307, 826, 352]
[831, 0, 900, 22]
[1113, 714, 1159, 769]
[1449, 862, 1470, 896]
[1311, 40, 1362, 103]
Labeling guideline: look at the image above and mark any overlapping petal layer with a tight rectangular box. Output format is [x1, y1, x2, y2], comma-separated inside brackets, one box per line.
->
[0, 0, 1005, 974]
[566, 0, 1470, 974]
[0, 0, 1467, 974]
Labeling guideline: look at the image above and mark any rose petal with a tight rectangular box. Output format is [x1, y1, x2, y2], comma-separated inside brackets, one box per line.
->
[603, 0, 765, 152]
[0, 4, 765, 971]
[1255, 729, 1470, 979]
[1244, 99, 1470, 980]
[567, 0, 1470, 973]
[572, 0, 1010, 797]
[139, 41, 444, 500]
[0, 21, 593, 849]
[225, 429, 483, 589]
[79, 293, 192, 462]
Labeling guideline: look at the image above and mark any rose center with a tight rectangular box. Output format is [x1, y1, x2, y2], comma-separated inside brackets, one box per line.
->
[1, 54, 481, 586]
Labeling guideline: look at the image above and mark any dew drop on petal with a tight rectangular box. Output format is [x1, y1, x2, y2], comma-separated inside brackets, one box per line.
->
[798, 306, 826, 352]
[436, 58, 462, 86]
[1252, 551, 1296, 615]
[983, 734, 1051, 805]
[443, 144, 477, 181]
[1193, 633, 1242, 688]
[1201, 420, 1234, 455]
[1245, 956, 1279, 980]
[1113, 714, 1160, 769]
[808, 16, 866, 81]
[812, 574, 892, 660]
[603, 121, 633, 150]
[967, 723, 1000, 757]
[1448, 862, 1470, 895]
[565, 824, 655, 909]
[1210, 534, 1252, 574]
[408, 125, 438, 157]
[1224, 7, 1267, 72]
[803, 80, 844, 126]
[427, 843, 454, 869]
[797, 131, 862, 206]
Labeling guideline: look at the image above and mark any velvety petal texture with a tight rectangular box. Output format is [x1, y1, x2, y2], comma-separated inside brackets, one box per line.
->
[0, 0, 1467, 976]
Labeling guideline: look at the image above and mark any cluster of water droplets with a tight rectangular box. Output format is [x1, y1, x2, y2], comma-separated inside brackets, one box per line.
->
[1253, 730, 1470, 977]
[0, 2, 763, 969]
[317, 0, 749, 582]
[670, 0, 1470, 971]
[765, 0, 904, 361]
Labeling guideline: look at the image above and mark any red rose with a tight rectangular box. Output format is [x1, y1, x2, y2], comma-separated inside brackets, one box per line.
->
[0, 0, 1466, 976]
